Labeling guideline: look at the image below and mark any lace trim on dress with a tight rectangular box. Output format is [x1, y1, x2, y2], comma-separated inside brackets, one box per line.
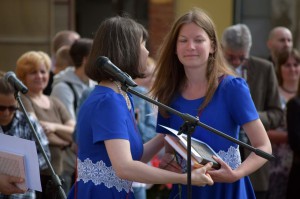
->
[77, 158, 133, 193]
[217, 146, 241, 170]
[176, 145, 241, 172]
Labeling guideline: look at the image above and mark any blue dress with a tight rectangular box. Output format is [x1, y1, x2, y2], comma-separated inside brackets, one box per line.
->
[156, 76, 257, 199]
[68, 86, 143, 199]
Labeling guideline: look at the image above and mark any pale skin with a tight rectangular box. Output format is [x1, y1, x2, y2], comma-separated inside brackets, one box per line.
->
[267, 27, 293, 60]
[0, 174, 25, 195]
[161, 22, 272, 183]
[99, 38, 214, 187]
[24, 63, 75, 146]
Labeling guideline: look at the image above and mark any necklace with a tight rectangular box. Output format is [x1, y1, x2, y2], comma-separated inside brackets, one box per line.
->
[281, 86, 297, 94]
[113, 81, 131, 110]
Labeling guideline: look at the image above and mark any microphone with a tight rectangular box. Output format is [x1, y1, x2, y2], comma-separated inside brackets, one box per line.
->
[96, 56, 137, 87]
[4, 71, 28, 94]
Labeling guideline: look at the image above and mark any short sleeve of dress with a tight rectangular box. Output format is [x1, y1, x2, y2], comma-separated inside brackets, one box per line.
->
[90, 93, 130, 143]
[222, 77, 259, 125]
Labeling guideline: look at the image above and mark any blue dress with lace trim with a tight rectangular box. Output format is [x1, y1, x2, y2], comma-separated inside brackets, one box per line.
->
[156, 75, 257, 199]
[67, 86, 143, 199]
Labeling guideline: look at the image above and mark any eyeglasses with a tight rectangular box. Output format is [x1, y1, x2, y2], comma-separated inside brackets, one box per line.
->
[0, 105, 18, 112]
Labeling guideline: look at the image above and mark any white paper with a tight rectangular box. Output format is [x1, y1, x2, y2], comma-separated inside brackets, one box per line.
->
[0, 133, 42, 191]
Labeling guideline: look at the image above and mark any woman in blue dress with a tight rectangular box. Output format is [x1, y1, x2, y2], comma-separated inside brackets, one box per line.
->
[151, 8, 272, 199]
[67, 16, 214, 199]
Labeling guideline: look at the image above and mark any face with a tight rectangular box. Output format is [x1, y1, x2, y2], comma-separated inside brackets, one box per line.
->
[223, 48, 249, 68]
[139, 39, 149, 73]
[0, 94, 18, 126]
[24, 63, 49, 93]
[176, 23, 214, 69]
[269, 29, 293, 56]
[281, 55, 300, 82]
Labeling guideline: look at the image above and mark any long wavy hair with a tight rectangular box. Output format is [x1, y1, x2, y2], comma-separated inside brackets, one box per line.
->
[151, 7, 234, 117]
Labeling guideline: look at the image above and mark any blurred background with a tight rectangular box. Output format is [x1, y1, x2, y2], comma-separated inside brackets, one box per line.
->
[1, 0, 300, 71]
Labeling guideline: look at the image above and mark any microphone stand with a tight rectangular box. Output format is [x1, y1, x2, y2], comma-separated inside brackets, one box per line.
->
[120, 83, 275, 199]
[14, 91, 66, 199]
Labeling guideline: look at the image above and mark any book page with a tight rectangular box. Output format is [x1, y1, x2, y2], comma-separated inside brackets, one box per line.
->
[160, 124, 220, 169]
[0, 151, 27, 191]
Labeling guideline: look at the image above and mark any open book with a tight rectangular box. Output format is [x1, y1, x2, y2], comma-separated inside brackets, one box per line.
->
[160, 125, 220, 169]
[0, 150, 27, 191]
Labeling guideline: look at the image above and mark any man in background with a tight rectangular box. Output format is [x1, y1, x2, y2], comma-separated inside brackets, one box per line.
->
[221, 24, 283, 199]
[267, 26, 293, 68]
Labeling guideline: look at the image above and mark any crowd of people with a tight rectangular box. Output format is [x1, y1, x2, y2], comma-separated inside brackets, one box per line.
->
[0, 6, 299, 199]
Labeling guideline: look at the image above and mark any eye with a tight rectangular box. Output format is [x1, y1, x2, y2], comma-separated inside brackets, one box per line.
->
[178, 39, 187, 43]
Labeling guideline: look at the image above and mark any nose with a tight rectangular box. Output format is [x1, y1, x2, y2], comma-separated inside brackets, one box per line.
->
[187, 41, 195, 49]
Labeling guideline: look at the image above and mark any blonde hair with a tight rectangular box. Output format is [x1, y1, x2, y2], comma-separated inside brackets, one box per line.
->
[16, 51, 51, 83]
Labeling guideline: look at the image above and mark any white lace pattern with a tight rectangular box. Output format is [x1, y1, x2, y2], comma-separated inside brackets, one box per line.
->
[217, 146, 241, 169]
[177, 145, 241, 171]
[77, 158, 133, 193]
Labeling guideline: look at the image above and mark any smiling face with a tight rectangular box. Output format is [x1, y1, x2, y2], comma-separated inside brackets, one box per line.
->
[281, 55, 300, 83]
[24, 63, 49, 93]
[176, 23, 214, 70]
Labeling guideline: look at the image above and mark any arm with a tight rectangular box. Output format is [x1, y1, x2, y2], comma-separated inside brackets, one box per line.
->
[208, 119, 271, 183]
[105, 139, 213, 186]
[140, 133, 164, 163]
[39, 119, 75, 142]
[0, 174, 25, 195]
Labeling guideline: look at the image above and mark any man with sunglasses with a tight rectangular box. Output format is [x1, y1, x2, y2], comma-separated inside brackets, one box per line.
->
[221, 24, 283, 199]
[0, 77, 50, 198]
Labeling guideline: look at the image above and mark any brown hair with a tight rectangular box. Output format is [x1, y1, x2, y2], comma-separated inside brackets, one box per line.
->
[16, 51, 51, 84]
[85, 15, 148, 83]
[151, 7, 234, 116]
[277, 48, 300, 86]
[0, 76, 15, 95]
[52, 30, 80, 54]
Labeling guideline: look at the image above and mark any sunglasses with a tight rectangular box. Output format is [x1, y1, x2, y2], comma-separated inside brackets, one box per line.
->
[0, 105, 18, 112]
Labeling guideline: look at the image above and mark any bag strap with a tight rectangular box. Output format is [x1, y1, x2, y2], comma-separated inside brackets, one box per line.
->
[64, 81, 79, 113]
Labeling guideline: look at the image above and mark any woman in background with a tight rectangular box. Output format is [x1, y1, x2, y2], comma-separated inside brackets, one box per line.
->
[15, 51, 75, 199]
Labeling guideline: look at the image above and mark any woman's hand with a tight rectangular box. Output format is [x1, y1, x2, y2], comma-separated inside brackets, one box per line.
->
[207, 156, 239, 183]
[191, 162, 214, 186]
[0, 174, 26, 195]
[40, 121, 56, 135]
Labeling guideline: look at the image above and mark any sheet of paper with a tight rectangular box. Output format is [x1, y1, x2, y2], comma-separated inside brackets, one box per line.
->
[0, 133, 42, 192]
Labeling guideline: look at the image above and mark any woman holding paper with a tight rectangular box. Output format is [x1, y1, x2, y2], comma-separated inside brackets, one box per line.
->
[151, 7, 272, 199]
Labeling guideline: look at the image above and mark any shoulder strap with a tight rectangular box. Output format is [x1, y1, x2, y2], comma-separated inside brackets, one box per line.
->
[64, 81, 79, 112]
